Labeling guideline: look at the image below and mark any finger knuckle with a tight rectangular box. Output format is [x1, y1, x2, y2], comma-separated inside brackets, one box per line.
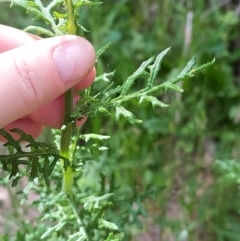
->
[14, 57, 43, 107]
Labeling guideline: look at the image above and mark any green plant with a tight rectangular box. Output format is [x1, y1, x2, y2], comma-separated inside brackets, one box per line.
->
[0, 0, 214, 240]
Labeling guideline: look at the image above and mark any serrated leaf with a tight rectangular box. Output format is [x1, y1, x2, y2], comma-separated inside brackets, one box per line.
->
[115, 105, 142, 124]
[139, 95, 169, 108]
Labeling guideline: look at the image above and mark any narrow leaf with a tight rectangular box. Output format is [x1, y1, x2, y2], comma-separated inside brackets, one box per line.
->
[74, 0, 102, 8]
[96, 42, 111, 59]
[101, 85, 122, 102]
[52, 11, 67, 19]
[120, 56, 154, 97]
[98, 106, 111, 115]
[177, 56, 197, 78]
[115, 105, 142, 124]
[24, 26, 55, 36]
[79, 24, 89, 32]
[94, 71, 115, 83]
[164, 83, 183, 92]
[190, 58, 215, 74]
[139, 95, 169, 108]
[12, 175, 21, 187]
[147, 47, 171, 88]
[80, 134, 110, 142]
[170, 57, 215, 85]
[0, 129, 22, 152]
[100, 218, 119, 230]
[47, 0, 62, 11]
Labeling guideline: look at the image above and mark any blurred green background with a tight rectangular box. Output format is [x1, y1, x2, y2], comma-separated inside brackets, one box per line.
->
[1, 0, 240, 240]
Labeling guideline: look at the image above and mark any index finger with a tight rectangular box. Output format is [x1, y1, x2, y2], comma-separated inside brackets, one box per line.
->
[0, 24, 40, 52]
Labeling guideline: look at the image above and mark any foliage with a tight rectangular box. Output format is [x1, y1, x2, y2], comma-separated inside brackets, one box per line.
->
[1, 0, 240, 241]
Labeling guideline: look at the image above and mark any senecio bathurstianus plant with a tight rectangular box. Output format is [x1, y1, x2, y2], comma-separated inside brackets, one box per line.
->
[0, 0, 214, 240]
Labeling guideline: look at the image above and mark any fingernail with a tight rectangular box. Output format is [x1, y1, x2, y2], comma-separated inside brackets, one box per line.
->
[53, 40, 94, 84]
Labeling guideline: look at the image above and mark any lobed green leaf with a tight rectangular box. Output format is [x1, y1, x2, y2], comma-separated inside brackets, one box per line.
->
[0, 128, 69, 186]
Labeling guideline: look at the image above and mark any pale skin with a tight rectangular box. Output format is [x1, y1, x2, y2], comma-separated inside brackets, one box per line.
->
[0, 25, 96, 141]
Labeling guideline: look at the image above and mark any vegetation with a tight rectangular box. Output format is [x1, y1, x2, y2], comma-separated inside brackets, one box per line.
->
[0, 0, 240, 240]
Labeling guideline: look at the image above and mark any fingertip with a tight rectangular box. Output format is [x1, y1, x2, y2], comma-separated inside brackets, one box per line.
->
[53, 37, 96, 84]
[74, 67, 96, 91]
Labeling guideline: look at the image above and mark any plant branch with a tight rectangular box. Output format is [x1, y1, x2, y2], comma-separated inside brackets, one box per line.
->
[71, 57, 215, 122]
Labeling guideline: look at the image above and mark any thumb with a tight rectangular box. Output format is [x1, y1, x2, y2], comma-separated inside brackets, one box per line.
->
[0, 36, 95, 128]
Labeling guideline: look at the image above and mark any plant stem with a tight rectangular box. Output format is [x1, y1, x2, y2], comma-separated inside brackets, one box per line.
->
[60, 0, 77, 193]
[60, 89, 74, 193]
[64, 0, 77, 35]
[67, 194, 90, 240]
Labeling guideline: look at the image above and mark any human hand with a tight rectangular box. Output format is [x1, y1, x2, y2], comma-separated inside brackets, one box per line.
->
[0, 25, 96, 141]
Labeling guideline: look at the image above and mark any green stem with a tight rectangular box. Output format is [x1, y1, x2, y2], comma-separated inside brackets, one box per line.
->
[67, 194, 91, 240]
[60, 0, 78, 193]
[60, 89, 74, 193]
[64, 0, 77, 35]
